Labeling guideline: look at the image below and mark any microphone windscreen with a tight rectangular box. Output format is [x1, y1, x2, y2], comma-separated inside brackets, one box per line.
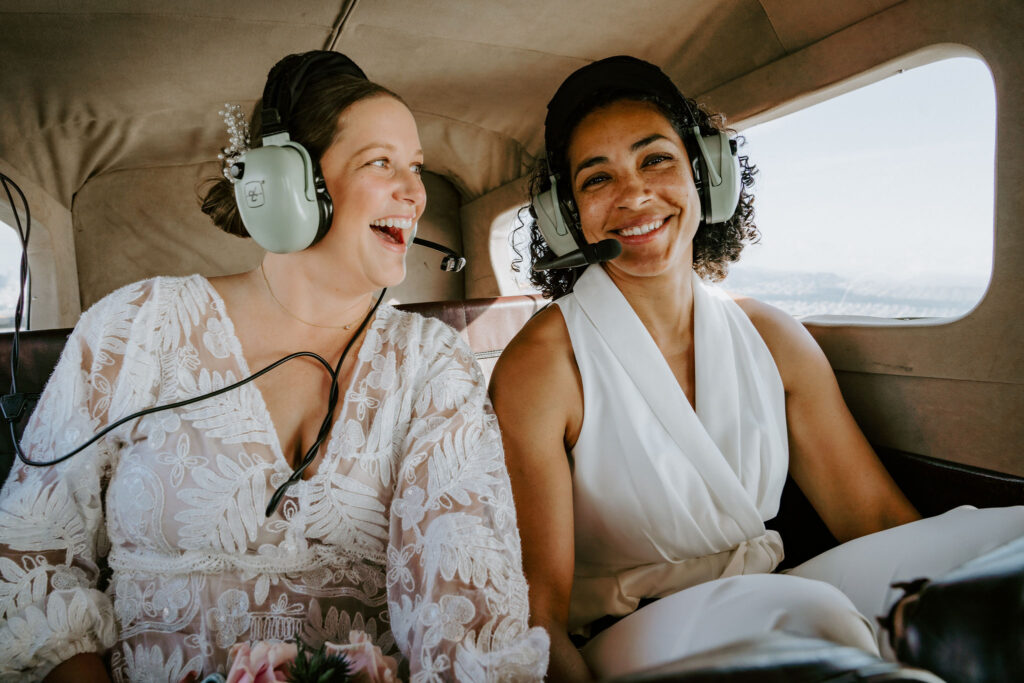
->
[532, 238, 622, 272]
[587, 238, 623, 262]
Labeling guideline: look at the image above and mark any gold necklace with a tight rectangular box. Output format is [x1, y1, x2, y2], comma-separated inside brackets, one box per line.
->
[260, 263, 372, 330]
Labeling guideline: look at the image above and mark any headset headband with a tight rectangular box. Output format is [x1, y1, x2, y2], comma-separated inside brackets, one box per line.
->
[261, 51, 368, 138]
[544, 55, 697, 170]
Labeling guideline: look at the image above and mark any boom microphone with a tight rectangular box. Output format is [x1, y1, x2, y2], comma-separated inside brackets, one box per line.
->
[532, 238, 622, 271]
[412, 237, 466, 272]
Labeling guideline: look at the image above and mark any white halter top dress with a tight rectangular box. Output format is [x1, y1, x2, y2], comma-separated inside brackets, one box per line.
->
[555, 265, 789, 629]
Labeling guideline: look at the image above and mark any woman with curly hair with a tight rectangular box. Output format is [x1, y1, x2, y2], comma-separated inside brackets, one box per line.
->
[489, 56, 1023, 681]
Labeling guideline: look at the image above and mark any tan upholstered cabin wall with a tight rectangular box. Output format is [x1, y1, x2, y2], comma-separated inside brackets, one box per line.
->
[0, 0, 936, 319]
[0, 159, 79, 329]
[702, 0, 1024, 474]
[73, 163, 265, 311]
[460, 177, 531, 300]
[72, 166, 462, 310]
[0, 0, 925, 210]
[0, 6, 338, 208]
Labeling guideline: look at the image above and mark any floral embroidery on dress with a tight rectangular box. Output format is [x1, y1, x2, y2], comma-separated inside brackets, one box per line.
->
[113, 641, 202, 683]
[0, 276, 548, 681]
[209, 589, 252, 648]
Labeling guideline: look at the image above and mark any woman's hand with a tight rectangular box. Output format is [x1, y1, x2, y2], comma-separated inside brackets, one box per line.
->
[44, 653, 112, 683]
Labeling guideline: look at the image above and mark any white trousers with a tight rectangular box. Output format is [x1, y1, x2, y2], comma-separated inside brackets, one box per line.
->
[582, 506, 1024, 679]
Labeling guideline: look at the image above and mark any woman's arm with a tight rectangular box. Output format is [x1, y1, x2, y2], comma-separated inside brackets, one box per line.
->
[736, 297, 920, 542]
[0, 282, 152, 680]
[490, 307, 594, 682]
[384, 320, 549, 680]
[43, 653, 111, 683]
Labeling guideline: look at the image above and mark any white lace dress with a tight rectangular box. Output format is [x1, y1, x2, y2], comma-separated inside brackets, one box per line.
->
[0, 276, 548, 682]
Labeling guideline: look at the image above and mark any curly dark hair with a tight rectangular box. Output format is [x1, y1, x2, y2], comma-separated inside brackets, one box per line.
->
[514, 89, 758, 299]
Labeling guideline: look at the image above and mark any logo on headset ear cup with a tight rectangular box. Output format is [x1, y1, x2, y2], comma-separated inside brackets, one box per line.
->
[690, 130, 741, 224]
[233, 137, 332, 253]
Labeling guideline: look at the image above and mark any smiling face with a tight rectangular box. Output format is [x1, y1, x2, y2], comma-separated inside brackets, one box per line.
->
[316, 95, 426, 289]
[567, 98, 701, 279]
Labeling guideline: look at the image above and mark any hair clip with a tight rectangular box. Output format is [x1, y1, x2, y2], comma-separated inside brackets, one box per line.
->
[217, 103, 250, 182]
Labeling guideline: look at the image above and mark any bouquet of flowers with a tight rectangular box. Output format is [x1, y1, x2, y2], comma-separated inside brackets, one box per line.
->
[198, 631, 399, 683]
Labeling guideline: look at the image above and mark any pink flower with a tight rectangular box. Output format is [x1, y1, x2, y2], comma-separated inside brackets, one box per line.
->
[325, 631, 400, 683]
[226, 641, 298, 683]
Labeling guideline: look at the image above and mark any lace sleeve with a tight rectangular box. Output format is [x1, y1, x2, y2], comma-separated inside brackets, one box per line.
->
[386, 325, 549, 682]
[0, 281, 153, 680]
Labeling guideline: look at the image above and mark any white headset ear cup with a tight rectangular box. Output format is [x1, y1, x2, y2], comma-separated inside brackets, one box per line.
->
[696, 131, 742, 224]
[533, 182, 582, 257]
[234, 142, 325, 253]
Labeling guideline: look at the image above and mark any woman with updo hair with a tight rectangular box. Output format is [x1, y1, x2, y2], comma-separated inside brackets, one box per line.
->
[0, 51, 547, 682]
[490, 55, 1023, 681]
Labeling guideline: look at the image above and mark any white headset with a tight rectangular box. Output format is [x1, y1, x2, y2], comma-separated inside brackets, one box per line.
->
[230, 52, 366, 253]
[534, 128, 740, 261]
[533, 56, 742, 262]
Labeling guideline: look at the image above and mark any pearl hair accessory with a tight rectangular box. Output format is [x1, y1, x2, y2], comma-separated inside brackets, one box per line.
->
[217, 103, 250, 182]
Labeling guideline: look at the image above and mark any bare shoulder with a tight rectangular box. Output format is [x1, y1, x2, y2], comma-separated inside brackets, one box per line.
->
[489, 302, 582, 443]
[729, 293, 830, 388]
[206, 270, 252, 302]
[491, 303, 575, 395]
[730, 294, 806, 344]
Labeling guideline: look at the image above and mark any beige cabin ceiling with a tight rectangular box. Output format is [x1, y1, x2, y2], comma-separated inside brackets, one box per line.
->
[0, 0, 904, 206]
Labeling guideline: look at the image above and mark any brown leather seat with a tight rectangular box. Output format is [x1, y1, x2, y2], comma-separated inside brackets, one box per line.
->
[0, 326, 72, 468]
[399, 294, 546, 383]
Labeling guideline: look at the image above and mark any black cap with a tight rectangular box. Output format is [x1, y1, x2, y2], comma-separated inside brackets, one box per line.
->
[544, 56, 693, 169]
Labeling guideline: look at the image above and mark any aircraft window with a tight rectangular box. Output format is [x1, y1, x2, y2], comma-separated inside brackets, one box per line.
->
[0, 220, 20, 331]
[723, 57, 995, 319]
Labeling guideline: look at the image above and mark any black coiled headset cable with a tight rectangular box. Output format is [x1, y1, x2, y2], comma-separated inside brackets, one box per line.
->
[0, 171, 384, 516]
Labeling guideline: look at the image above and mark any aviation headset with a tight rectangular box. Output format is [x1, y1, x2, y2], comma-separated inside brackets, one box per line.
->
[229, 51, 366, 253]
[228, 51, 464, 270]
[533, 55, 742, 264]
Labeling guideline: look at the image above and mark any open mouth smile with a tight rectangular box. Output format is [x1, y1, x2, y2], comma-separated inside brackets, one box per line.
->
[614, 216, 670, 242]
[370, 217, 415, 246]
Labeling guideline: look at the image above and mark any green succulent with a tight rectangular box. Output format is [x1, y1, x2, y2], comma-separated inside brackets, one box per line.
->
[287, 637, 352, 683]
